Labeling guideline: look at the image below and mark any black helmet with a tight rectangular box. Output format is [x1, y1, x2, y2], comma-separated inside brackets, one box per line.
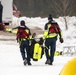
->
[20, 20, 25, 26]
[48, 14, 53, 21]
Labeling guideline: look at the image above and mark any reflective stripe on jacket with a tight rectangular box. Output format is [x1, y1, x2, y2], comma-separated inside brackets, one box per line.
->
[43, 24, 62, 39]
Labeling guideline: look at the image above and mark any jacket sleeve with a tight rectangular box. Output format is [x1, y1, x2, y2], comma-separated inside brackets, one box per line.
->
[56, 23, 63, 38]
[12, 26, 19, 30]
[43, 23, 49, 39]
[26, 27, 32, 39]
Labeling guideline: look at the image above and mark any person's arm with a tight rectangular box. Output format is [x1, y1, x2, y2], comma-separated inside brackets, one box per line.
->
[43, 23, 49, 40]
[57, 23, 64, 43]
[12, 26, 19, 30]
[25, 26, 31, 35]
[56, 23, 62, 38]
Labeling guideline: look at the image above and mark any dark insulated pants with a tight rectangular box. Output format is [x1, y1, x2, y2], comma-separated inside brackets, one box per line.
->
[20, 40, 31, 63]
[0, 15, 2, 23]
[45, 38, 56, 63]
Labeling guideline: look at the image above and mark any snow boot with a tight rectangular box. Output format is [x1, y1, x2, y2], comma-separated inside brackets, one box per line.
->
[45, 59, 50, 64]
[45, 59, 53, 65]
[23, 59, 27, 65]
[27, 62, 32, 65]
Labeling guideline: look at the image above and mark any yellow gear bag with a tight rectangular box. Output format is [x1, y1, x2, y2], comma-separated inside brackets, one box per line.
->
[33, 43, 42, 61]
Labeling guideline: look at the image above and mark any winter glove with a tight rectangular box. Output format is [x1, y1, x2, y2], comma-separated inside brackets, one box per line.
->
[59, 38, 64, 43]
[32, 33, 36, 38]
[39, 37, 44, 45]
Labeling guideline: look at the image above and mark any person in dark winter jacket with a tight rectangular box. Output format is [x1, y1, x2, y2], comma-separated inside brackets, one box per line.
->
[0, 1, 5, 30]
[0, 1, 3, 23]
[13, 20, 32, 65]
[43, 14, 64, 65]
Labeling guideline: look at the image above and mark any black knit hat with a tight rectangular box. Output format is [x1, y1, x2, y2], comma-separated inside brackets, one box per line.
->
[20, 20, 25, 26]
[48, 14, 53, 21]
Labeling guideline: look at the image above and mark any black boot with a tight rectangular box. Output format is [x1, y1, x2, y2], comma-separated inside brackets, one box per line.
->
[45, 59, 50, 64]
[48, 62, 53, 65]
[23, 59, 27, 65]
[27, 62, 32, 65]
[45, 59, 53, 65]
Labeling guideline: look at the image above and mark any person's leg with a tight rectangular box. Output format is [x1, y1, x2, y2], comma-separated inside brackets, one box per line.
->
[45, 39, 50, 58]
[20, 41, 27, 65]
[25, 40, 31, 65]
[26, 46, 31, 65]
[49, 38, 56, 65]
[45, 39, 50, 64]
[20, 47, 26, 60]
[0, 15, 2, 23]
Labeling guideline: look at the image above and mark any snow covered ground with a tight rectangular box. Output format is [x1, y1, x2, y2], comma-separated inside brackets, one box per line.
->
[0, 44, 75, 75]
[0, 16, 76, 75]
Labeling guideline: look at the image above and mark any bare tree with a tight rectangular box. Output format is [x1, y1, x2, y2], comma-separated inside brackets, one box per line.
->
[13, 0, 76, 18]
[49, 0, 74, 30]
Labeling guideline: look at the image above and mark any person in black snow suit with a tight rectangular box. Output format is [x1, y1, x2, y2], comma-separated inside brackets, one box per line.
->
[0, 1, 3, 23]
[13, 20, 32, 66]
